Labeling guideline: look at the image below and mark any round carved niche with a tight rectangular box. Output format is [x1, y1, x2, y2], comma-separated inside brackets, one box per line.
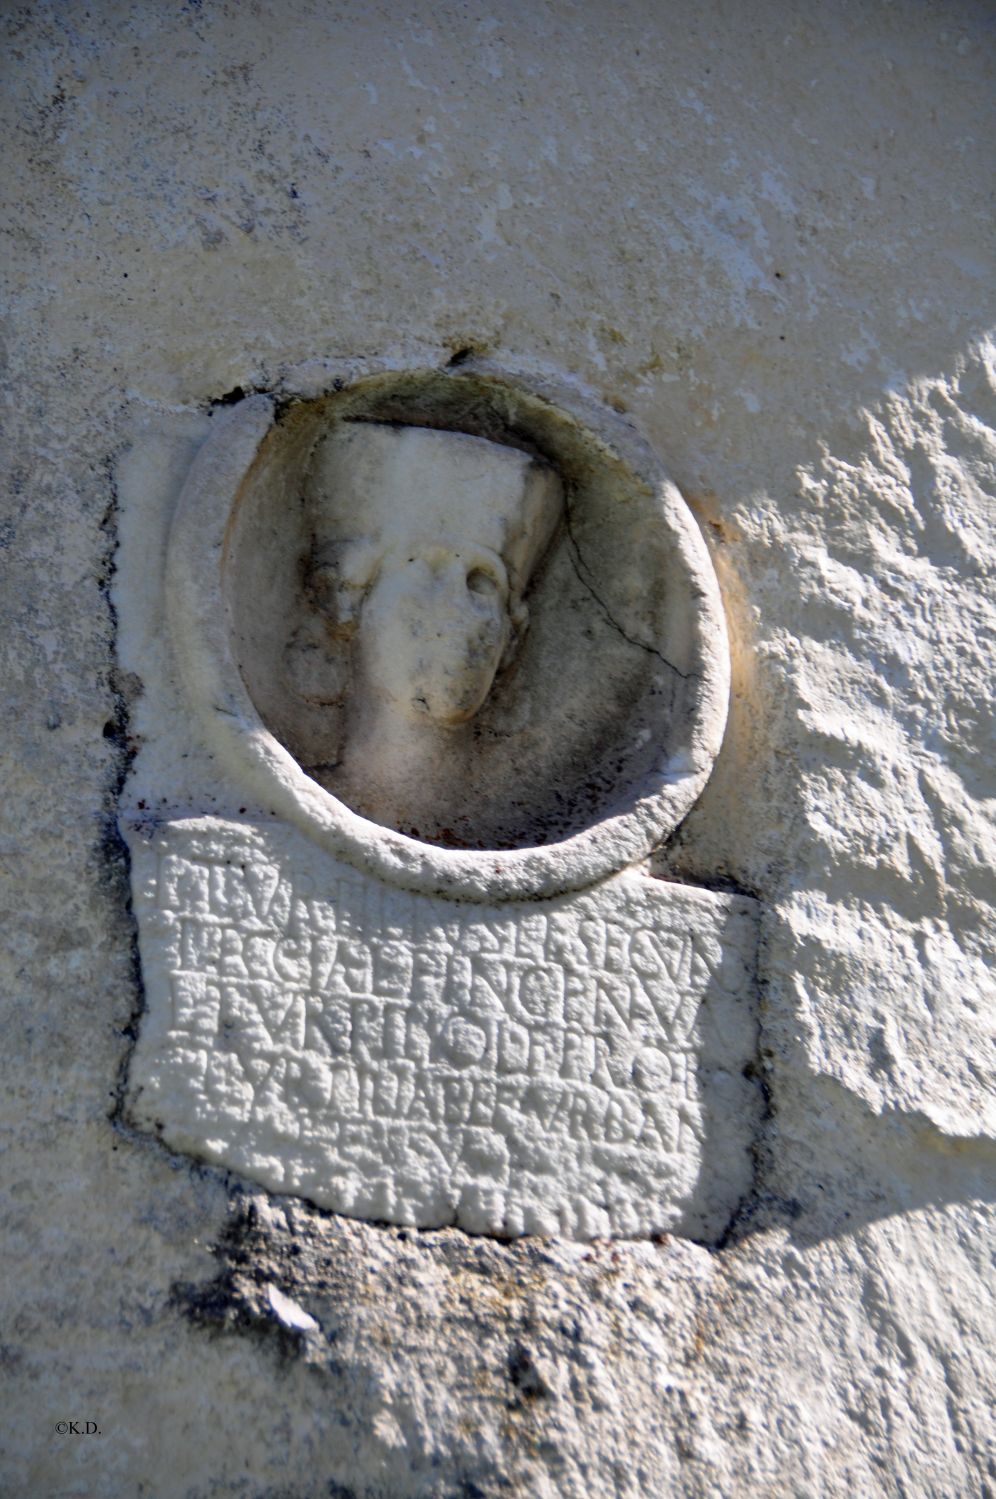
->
[166, 365, 730, 900]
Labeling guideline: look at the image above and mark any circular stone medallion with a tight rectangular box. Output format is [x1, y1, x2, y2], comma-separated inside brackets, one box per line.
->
[167, 364, 730, 901]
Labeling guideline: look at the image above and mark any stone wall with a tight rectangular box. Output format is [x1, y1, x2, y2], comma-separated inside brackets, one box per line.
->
[2, 3, 993, 1495]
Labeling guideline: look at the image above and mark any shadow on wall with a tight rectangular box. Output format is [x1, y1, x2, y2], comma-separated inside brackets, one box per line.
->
[726, 1065, 996, 1251]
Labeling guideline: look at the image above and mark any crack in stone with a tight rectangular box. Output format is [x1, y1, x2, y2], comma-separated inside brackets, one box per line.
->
[563, 503, 696, 681]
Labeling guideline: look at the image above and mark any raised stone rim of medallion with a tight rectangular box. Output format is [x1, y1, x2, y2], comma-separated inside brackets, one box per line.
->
[165, 364, 730, 901]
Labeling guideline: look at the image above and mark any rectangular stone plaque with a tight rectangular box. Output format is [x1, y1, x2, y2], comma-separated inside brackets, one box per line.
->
[124, 817, 759, 1241]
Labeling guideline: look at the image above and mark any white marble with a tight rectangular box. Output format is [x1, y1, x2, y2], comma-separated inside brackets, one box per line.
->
[125, 816, 759, 1241]
[117, 374, 743, 1236]
[300, 423, 562, 825]
[157, 377, 731, 899]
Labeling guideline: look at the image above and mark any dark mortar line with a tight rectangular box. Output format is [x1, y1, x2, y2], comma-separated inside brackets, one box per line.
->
[210, 377, 349, 423]
[709, 1063, 775, 1252]
[709, 913, 770, 1252]
[95, 446, 148, 1130]
[708, 906, 799, 1252]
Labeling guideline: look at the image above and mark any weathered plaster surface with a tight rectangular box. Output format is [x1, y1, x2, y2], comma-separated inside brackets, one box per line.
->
[1, 2, 994, 1495]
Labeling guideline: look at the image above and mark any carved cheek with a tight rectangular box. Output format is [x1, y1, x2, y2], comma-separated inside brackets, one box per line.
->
[434, 609, 508, 721]
[437, 563, 510, 714]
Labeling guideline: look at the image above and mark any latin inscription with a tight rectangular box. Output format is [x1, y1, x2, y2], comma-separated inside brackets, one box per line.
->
[126, 819, 759, 1240]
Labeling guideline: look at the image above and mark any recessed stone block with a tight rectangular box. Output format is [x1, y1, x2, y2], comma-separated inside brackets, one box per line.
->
[117, 366, 757, 1239]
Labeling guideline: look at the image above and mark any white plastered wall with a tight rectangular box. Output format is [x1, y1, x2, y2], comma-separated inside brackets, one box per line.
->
[1, 3, 993, 1496]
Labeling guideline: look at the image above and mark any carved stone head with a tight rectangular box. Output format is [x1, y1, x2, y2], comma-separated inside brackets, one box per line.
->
[303, 423, 562, 731]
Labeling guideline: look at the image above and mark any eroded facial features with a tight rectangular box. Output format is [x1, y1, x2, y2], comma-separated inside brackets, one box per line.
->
[308, 539, 382, 642]
[301, 423, 562, 736]
[360, 542, 511, 726]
